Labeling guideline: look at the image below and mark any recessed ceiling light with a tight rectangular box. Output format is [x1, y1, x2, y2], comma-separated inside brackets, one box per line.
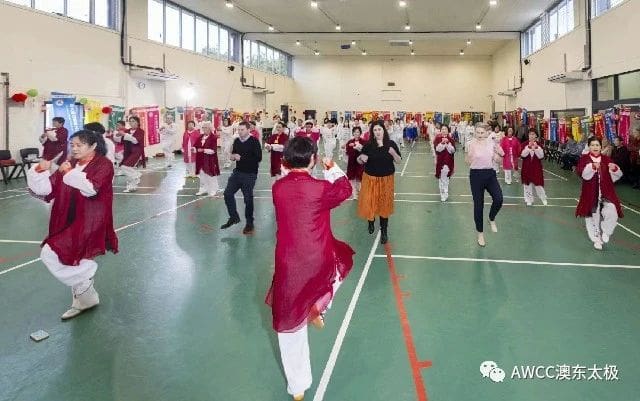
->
[467, 39, 472, 45]
[336, 24, 341, 31]
[351, 40, 356, 45]
[459, 49, 465, 55]
[296, 40, 301, 46]
[310, 1, 318, 8]
[362, 50, 367, 55]
[404, 24, 411, 30]
[225, 0, 233, 8]
[268, 25, 275, 31]
[475, 23, 482, 30]
[411, 50, 415, 55]
[399, 0, 407, 6]
[314, 50, 320, 55]
[489, 0, 497, 5]
[409, 40, 413, 45]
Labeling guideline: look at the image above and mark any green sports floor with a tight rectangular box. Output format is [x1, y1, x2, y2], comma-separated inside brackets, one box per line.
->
[1, 141, 639, 401]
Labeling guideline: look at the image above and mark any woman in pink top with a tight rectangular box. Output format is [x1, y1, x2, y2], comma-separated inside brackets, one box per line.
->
[466, 123, 505, 247]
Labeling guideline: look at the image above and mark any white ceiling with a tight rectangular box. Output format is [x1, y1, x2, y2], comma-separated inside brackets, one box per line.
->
[173, 0, 557, 56]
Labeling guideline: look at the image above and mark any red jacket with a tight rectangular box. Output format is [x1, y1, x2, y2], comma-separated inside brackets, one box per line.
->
[266, 132, 289, 177]
[121, 128, 145, 167]
[434, 134, 455, 178]
[194, 133, 220, 176]
[42, 127, 68, 162]
[521, 141, 544, 186]
[575, 154, 623, 218]
[41, 156, 118, 265]
[266, 171, 354, 333]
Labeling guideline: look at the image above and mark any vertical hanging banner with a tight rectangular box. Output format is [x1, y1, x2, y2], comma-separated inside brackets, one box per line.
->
[434, 112, 443, 125]
[344, 111, 352, 121]
[51, 93, 82, 134]
[213, 109, 222, 128]
[604, 108, 617, 142]
[580, 116, 593, 142]
[396, 111, 405, 122]
[383, 111, 391, 121]
[549, 118, 558, 142]
[571, 117, 581, 141]
[85, 100, 103, 124]
[107, 105, 126, 131]
[558, 118, 568, 143]
[130, 106, 160, 146]
[330, 111, 338, 120]
[618, 106, 631, 145]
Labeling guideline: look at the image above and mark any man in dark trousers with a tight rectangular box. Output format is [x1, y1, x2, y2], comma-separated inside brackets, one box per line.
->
[221, 121, 262, 234]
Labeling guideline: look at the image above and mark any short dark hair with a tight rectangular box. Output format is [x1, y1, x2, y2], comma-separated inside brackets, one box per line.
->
[71, 129, 107, 156]
[53, 117, 65, 125]
[283, 137, 317, 168]
[587, 136, 602, 146]
[84, 122, 106, 135]
[238, 121, 251, 129]
[528, 128, 538, 135]
[352, 126, 362, 135]
[116, 120, 126, 127]
[128, 116, 140, 124]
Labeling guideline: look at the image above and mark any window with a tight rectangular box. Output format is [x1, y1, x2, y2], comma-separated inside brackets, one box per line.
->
[219, 27, 229, 58]
[195, 17, 207, 54]
[592, 0, 625, 17]
[596, 77, 615, 101]
[251, 41, 259, 68]
[229, 33, 237, 60]
[67, 0, 90, 22]
[522, 0, 575, 57]
[267, 48, 274, 72]
[95, 0, 110, 27]
[165, 4, 180, 47]
[619, 71, 640, 99]
[181, 10, 195, 51]
[208, 23, 219, 56]
[35, 0, 64, 14]
[243, 39, 251, 66]
[6, 0, 32, 7]
[148, 0, 164, 42]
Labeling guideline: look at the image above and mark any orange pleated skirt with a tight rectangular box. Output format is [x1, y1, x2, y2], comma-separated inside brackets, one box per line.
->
[357, 173, 395, 220]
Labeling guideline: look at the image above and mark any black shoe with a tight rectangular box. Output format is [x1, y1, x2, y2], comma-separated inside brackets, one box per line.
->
[380, 231, 388, 244]
[220, 217, 241, 229]
[368, 220, 375, 234]
[242, 224, 255, 235]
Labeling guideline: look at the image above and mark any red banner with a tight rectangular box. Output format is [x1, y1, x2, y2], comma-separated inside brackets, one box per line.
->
[130, 106, 160, 146]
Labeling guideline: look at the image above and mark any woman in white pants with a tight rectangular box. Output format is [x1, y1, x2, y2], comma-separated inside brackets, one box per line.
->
[115, 116, 145, 192]
[434, 125, 456, 201]
[193, 122, 221, 196]
[27, 130, 118, 320]
[159, 113, 177, 168]
[575, 136, 624, 250]
[220, 117, 235, 169]
[321, 118, 338, 159]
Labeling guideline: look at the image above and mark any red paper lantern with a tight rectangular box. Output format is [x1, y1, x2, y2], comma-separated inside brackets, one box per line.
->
[101, 106, 113, 114]
[11, 93, 28, 103]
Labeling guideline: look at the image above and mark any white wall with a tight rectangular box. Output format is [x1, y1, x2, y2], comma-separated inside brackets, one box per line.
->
[591, 0, 640, 78]
[293, 55, 493, 114]
[0, 0, 295, 155]
[490, 0, 592, 117]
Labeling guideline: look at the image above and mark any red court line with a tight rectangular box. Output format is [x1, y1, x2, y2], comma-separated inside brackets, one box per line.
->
[384, 243, 432, 401]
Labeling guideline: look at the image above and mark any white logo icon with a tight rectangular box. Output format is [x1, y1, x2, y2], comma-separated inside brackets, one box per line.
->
[480, 361, 505, 383]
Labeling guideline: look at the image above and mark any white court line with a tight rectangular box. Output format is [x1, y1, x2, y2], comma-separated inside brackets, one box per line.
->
[543, 169, 569, 181]
[394, 199, 575, 208]
[400, 151, 413, 177]
[313, 231, 381, 401]
[0, 197, 204, 276]
[0, 193, 27, 201]
[621, 204, 640, 216]
[617, 223, 640, 240]
[402, 175, 563, 181]
[372, 254, 640, 270]
[395, 192, 578, 201]
[0, 240, 41, 244]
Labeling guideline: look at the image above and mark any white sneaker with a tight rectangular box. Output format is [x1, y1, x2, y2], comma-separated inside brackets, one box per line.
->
[601, 233, 610, 244]
[542, 199, 548, 206]
[593, 241, 603, 250]
[61, 284, 99, 320]
[195, 190, 207, 196]
[477, 233, 486, 247]
[489, 220, 498, 233]
[526, 202, 532, 207]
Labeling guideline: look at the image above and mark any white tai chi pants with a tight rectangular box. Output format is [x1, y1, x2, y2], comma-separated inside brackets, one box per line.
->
[523, 183, 547, 205]
[222, 139, 234, 166]
[324, 140, 336, 160]
[40, 244, 97, 295]
[585, 201, 618, 243]
[198, 173, 220, 195]
[277, 276, 343, 396]
[120, 165, 141, 190]
[161, 138, 174, 166]
[350, 180, 361, 199]
[504, 169, 513, 184]
[438, 165, 450, 201]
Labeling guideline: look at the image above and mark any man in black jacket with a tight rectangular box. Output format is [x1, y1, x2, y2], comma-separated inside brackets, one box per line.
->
[221, 121, 262, 234]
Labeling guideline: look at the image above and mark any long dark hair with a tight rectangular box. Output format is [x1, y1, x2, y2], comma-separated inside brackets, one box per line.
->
[368, 120, 391, 146]
[71, 129, 107, 156]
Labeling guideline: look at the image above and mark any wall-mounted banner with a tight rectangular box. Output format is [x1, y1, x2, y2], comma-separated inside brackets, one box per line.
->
[50, 92, 82, 134]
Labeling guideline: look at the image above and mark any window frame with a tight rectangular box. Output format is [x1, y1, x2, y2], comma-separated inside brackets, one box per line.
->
[522, 0, 575, 58]
[10, 0, 118, 30]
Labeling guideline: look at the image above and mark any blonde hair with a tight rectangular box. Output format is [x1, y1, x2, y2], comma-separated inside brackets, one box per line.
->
[201, 121, 212, 130]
